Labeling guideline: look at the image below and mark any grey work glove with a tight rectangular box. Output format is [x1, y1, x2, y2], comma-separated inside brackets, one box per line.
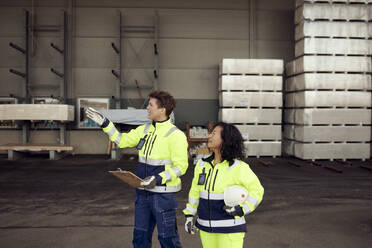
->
[184, 216, 195, 235]
[140, 176, 156, 189]
[85, 107, 105, 126]
[223, 205, 244, 217]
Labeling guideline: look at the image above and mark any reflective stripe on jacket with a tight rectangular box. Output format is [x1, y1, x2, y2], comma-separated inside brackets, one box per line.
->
[103, 119, 188, 193]
[183, 154, 264, 233]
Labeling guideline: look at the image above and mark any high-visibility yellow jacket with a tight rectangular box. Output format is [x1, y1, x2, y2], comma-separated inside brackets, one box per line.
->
[102, 119, 188, 193]
[183, 154, 264, 233]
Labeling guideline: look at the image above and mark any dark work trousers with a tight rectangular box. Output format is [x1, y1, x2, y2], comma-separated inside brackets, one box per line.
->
[132, 191, 182, 248]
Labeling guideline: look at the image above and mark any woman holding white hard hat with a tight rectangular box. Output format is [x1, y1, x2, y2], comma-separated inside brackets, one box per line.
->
[183, 122, 264, 248]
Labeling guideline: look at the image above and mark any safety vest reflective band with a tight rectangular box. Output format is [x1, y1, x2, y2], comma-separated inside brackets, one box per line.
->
[242, 203, 253, 214]
[247, 195, 259, 207]
[164, 126, 178, 137]
[197, 216, 246, 228]
[138, 183, 181, 193]
[185, 205, 197, 215]
[199, 191, 224, 200]
[227, 160, 240, 170]
[114, 133, 122, 145]
[107, 127, 116, 137]
[189, 197, 199, 205]
[138, 156, 172, 166]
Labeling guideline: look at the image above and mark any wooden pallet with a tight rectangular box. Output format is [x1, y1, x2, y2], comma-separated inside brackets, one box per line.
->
[0, 143, 74, 160]
[285, 91, 371, 108]
[286, 56, 371, 76]
[295, 38, 371, 57]
[285, 73, 372, 92]
[295, 21, 370, 41]
[219, 75, 282, 92]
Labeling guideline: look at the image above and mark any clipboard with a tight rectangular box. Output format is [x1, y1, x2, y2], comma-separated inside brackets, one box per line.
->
[109, 170, 144, 188]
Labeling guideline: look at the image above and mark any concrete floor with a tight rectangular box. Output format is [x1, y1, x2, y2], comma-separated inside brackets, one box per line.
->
[0, 155, 371, 248]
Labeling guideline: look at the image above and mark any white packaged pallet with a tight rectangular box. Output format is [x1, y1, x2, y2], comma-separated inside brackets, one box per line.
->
[220, 92, 282, 108]
[296, 0, 372, 7]
[236, 125, 282, 141]
[286, 56, 371, 76]
[284, 108, 371, 125]
[295, 21, 370, 41]
[295, 38, 371, 57]
[244, 141, 281, 157]
[285, 73, 372, 92]
[283, 125, 371, 142]
[285, 91, 371, 108]
[288, 142, 370, 160]
[219, 75, 282, 91]
[219, 108, 282, 124]
[219, 58, 283, 75]
[295, 3, 371, 24]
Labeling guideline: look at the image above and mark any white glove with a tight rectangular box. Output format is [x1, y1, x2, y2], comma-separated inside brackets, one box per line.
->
[140, 176, 156, 189]
[185, 216, 195, 235]
[85, 107, 105, 126]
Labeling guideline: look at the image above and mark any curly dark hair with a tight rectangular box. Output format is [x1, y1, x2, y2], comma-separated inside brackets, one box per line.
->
[148, 91, 176, 117]
[213, 122, 245, 164]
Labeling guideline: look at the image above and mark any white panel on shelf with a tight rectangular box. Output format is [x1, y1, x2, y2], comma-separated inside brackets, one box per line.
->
[0, 104, 74, 121]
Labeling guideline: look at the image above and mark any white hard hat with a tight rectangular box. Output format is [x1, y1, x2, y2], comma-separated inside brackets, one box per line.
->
[224, 185, 248, 207]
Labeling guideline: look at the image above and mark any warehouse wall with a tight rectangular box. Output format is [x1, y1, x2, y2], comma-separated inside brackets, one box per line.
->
[0, 0, 294, 154]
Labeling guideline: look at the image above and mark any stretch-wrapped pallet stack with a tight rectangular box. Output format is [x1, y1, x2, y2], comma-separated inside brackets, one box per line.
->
[283, 0, 372, 160]
[219, 58, 283, 157]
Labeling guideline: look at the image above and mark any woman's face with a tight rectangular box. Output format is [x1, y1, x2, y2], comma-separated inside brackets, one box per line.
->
[208, 125, 223, 150]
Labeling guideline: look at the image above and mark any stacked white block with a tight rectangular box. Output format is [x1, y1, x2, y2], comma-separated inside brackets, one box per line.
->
[219, 58, 283, 157]
[284, 0, 372, 160]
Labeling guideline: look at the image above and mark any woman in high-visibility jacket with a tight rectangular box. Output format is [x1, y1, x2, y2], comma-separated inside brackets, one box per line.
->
[183, 122, 264, 248]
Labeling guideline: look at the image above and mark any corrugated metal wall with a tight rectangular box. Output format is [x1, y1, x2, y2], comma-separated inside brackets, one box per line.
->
[0, 0, 294, 154]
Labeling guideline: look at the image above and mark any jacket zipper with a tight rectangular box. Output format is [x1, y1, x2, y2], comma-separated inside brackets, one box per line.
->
[207, 162, 215, 230]
[145, 126, 156, 178]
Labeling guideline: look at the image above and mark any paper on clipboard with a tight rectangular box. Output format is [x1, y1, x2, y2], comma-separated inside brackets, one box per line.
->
[109, 170, 144, 188]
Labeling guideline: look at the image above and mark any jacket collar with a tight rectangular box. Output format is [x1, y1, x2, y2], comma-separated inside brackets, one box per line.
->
[202, 152, 234, 166]
[152, 118, 171, 128]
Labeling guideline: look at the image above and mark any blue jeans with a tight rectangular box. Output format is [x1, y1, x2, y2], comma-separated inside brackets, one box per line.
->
[132, 192, 182, 248]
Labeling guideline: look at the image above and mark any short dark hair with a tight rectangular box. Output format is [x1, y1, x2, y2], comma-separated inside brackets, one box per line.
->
[148, 91, 176, 117]
[213, 122, 245, 163]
